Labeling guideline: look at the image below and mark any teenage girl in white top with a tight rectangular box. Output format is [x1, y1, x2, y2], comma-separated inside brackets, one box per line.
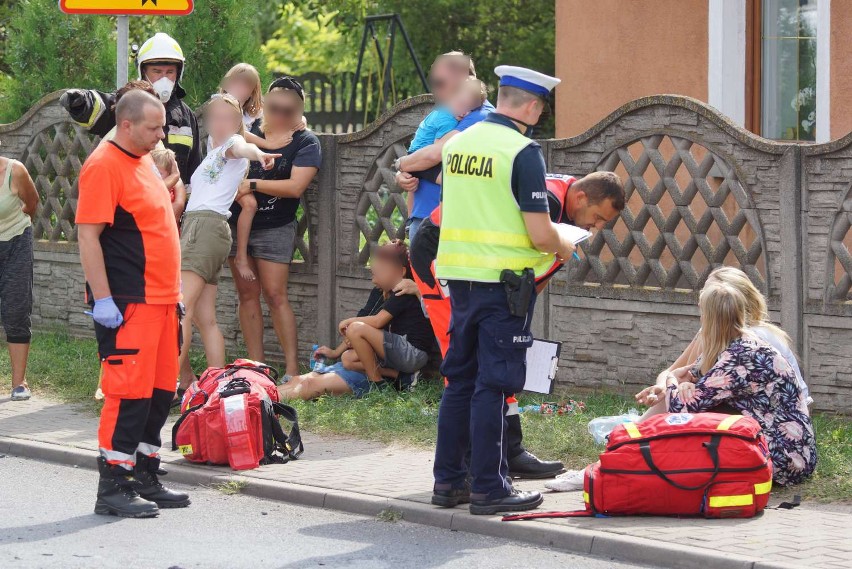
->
[177, 93, 280, 391]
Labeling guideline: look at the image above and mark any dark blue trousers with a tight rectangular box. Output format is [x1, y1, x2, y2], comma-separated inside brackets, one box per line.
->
[433, 280, 535, 500]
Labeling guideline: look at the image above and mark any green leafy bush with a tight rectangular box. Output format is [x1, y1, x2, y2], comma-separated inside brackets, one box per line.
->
[1, 0, 115, 122]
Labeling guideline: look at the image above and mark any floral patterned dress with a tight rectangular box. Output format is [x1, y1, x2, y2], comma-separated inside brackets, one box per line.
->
[667, 336, 817, 485]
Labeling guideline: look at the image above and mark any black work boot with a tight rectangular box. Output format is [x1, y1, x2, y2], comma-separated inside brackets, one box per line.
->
[469, 489, 544, 516]
[432, 483, 471, 508]
[95, 457, 159, 518]
[134, 453, 191, 508]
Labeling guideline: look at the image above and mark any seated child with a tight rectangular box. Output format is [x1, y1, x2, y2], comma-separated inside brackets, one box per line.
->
[151, 147, 187, 224]
[403, 78, 488, 213]
[279, 241, 438, 400]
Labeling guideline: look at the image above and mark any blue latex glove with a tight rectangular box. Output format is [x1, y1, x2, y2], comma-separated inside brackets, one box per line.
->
[86, 296, 123, 329]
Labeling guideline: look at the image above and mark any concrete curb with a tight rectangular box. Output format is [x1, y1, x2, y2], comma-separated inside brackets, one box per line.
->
[1, 435, 807, 569]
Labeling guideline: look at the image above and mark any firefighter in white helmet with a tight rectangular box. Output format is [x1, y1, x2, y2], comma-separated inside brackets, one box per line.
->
[60, 33, 202, 185]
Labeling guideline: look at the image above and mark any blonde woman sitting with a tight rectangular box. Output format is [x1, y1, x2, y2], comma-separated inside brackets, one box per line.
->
[636, 267, 811, 416]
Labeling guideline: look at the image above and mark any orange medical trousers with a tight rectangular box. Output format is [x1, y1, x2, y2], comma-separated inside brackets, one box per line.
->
[95, 303, 179, 469]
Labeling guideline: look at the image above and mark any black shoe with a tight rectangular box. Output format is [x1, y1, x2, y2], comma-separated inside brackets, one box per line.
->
[469, 489, 543, 516]
[94, 457, 159, 518]
[508, 450, 565, 480]
[134, 454, 191, 509]
[431, 486, 471, 508]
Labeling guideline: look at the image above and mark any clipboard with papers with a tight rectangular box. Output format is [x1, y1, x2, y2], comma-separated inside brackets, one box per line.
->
[557, 224, 592, 246]
[523, 339, 561, 394]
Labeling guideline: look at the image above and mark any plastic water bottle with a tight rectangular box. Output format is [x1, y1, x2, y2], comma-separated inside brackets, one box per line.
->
[311, 344, 326, 371]
[587, 409, 641, 444]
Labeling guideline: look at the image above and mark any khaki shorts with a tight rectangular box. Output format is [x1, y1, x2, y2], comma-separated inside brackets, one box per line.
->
[180, 211, 232, 284]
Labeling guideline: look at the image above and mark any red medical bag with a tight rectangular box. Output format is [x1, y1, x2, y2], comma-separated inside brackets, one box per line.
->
[172, 360, 303, 470]
[583, 413, 773, 518]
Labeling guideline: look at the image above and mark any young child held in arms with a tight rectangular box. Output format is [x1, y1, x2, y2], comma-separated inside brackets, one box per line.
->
[220, 62, 309, 149]
[151, 147, 187, 224]
[402, 77, 487, 214]
[279, 240, 437, 400]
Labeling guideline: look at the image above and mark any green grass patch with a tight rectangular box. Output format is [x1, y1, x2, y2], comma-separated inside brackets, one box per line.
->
[210, 479, 249, 495]
[2, 332, 850, 502]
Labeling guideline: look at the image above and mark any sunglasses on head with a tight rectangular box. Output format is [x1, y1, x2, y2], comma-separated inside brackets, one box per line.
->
[265, 103, 298, 117]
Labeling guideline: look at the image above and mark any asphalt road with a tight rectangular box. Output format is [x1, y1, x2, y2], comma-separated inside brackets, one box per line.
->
[0, 455, 650, 569]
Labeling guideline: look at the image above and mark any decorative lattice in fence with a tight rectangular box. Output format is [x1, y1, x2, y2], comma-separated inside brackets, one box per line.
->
[572, 134, 765, 291]
[355, 137, 411, 265]
[18, 119, 314, 261]
[21, 122, 98, 242]
[828, 189, 852, 302]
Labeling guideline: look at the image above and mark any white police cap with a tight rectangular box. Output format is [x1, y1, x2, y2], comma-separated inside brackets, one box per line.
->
[494, 65, 560, 98]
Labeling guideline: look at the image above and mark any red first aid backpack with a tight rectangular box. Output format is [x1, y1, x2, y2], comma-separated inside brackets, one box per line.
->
[581, 412, 773, 518]
[504, 413, 773, 522]
[171, 360, 303, 470]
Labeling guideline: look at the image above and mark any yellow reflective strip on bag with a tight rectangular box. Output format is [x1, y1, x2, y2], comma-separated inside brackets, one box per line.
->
[178, 444, 193, 455]
[583, 491, 589, 503]
[708, 494, 754, 508]
[442, 228, 533, 249]
[754, 480, 772, 495]
[716, 415, 743, 431]
[623, 422, 641, 439]
[168, 134, 194, 147]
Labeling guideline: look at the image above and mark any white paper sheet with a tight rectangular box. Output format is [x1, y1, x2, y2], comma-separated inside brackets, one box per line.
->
[524, 339, 560, 394]
[556, 224, 592, 245]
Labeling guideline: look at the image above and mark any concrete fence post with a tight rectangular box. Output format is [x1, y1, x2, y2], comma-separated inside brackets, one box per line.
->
[778, 146, 804, 355]
[315, 134, 339, 347]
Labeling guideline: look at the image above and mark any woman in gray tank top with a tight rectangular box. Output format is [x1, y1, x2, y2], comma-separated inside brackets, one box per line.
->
[0, 157, 39, 400]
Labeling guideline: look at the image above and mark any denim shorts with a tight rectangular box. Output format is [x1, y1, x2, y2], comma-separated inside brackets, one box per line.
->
[229, 220, 297, 264]
[317, 361, 374, 398]
[381, 331, 428, 374]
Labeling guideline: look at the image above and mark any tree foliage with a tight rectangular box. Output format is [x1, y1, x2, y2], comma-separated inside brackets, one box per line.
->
[157, 0, 271, 109]
[286, 0, 555, 94]
[0, 0, 116, 121]
[264, 4, 358, 76]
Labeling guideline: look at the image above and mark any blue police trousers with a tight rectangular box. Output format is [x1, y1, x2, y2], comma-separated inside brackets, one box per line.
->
[433, 280, 536, 500]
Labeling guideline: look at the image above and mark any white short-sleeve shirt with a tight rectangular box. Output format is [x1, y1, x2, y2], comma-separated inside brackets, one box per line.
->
[186, 134, 249, 217]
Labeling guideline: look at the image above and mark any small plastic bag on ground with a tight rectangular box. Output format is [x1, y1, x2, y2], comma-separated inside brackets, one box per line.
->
[587, 409, 640, 444]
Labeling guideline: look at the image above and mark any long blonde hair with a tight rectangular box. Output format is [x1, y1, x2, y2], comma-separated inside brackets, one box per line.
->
[699, 281, 747, 373]
[707, 266, 792, 349]
[221, 63, 263, 118]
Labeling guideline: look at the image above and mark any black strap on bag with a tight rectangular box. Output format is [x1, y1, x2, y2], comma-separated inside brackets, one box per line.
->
[224, 363, 280, 383]
[638, 435, 722, 491]
[262, 402, 304, 463]
[170, 391, 210, 451]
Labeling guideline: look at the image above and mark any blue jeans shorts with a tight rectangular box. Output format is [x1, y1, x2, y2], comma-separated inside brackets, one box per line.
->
[316, 361, 374, 398]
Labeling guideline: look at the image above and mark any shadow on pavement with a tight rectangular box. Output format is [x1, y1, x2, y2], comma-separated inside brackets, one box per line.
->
[274, 520, 494, 569]
[0, 514, 120, 546]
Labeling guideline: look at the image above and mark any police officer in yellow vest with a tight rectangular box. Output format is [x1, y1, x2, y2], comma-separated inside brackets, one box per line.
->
[432, 66, 578, 515]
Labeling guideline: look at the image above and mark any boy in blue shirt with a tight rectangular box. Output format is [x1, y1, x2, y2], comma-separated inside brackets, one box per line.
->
[400, 78, 488, 230]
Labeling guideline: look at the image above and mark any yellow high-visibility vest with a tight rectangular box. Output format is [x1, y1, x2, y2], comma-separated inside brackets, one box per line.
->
[435, 120, 554, 282]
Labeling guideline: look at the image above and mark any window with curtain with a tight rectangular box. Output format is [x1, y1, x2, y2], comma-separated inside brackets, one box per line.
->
[761, 0, 818, 141]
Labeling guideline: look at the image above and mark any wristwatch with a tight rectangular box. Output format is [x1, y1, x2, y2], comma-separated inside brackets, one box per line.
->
[249, 181, 257, 191]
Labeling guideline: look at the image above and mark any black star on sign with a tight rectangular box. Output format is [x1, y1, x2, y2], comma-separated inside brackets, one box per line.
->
[142, 0, 158, 6]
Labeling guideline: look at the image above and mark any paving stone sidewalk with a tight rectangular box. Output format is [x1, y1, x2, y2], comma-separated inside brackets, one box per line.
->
[0, 396, 849, 569]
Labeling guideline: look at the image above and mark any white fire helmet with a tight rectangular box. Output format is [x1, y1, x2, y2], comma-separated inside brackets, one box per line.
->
[137, 32, 186, 82]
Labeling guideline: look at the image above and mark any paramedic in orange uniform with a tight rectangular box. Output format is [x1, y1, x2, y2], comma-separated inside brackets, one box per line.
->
[77, 90, 190, 518]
